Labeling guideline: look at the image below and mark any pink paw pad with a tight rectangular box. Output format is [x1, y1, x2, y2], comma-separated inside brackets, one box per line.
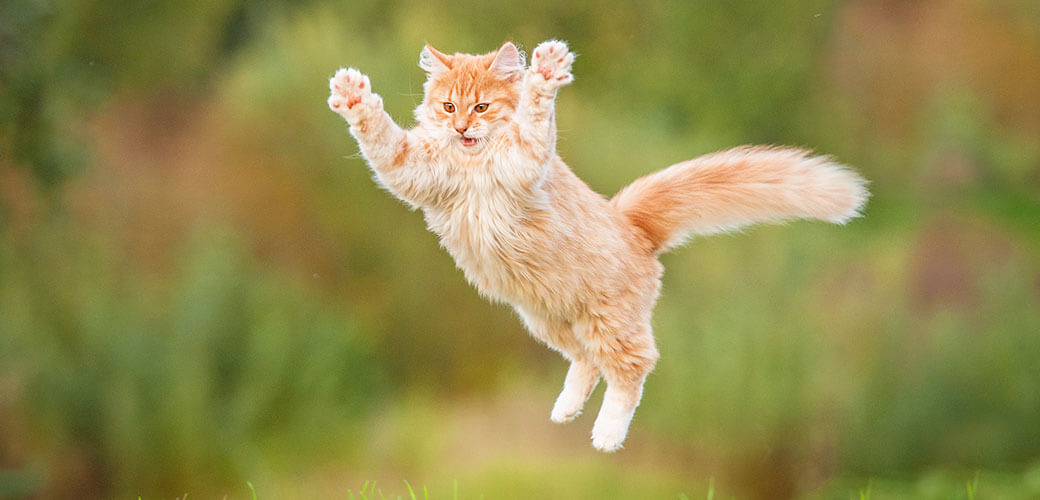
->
[531, 41, 574, 85]
[329, 68, 372, 110]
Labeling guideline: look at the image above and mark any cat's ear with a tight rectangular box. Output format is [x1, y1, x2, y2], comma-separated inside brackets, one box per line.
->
[489, 41, 525, 81]
[419, 44, 453, 74]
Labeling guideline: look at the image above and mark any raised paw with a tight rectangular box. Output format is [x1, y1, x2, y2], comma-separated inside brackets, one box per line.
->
[328, 67, 381, 121]
[529, 40, 574, 89]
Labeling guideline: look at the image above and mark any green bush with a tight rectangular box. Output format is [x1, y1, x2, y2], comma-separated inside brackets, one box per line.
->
[0, 224, 384, 497]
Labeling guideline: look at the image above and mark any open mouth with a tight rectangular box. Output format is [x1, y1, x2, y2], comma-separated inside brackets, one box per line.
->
[460, 136, 478, 147]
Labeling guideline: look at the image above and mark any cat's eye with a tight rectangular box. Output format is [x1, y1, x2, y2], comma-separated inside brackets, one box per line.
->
[443, 102, 456, 113]
[474, 103, 489, 113]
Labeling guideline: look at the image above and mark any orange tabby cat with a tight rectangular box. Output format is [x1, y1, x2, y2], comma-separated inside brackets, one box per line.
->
[328, 40, 868, 452]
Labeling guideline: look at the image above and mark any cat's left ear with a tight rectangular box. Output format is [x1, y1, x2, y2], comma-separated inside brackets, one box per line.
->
[489, 41, 525, 81]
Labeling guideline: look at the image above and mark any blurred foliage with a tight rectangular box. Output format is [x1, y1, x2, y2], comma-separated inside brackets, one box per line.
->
[1, 0, 1039, 498]
[0, 223, 382, 498]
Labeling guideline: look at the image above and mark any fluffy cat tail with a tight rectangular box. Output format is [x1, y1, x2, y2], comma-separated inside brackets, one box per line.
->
[610, 146, 869, 254]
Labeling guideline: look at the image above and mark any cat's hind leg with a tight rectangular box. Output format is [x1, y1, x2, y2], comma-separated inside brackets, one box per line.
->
[583, 320, 659, 452]
[550, 358, 600, 423]
[591, 376, 647, 452]
[516, 307, 599, 424]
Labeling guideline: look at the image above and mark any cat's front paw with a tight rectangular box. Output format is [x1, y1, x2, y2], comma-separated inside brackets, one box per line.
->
[328, 67, 382, 122]
[529, 40, 574, 90]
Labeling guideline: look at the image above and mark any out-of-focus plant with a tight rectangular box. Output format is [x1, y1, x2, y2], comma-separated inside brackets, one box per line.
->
[0, 225, 384, 498]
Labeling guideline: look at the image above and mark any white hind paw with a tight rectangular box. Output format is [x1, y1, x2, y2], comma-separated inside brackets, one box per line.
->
[589, 386, 638, 452]
[590, 407, 632, 452]
[590, 421, 627, 453]
[550, 395, 583, 424]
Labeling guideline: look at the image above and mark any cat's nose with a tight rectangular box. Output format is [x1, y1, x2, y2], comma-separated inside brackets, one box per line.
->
[454, 125, 468, 134]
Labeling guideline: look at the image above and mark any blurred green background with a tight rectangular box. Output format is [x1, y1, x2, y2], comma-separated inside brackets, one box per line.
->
[2, 0, 1039, 498]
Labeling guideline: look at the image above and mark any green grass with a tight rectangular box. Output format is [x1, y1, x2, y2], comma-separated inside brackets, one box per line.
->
[346, 480, 441, 500]
[811, 465, 1040, 500]
[340, 468, 1037, 500]
[146, 471, 1025, 500]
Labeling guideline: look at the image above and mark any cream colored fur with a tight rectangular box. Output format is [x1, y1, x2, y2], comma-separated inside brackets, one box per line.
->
[328, 40, 868, 452]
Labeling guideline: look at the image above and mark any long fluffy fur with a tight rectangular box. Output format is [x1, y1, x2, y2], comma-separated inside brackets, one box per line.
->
[328, 40, 869, 453]
[612, 145, 870, 253]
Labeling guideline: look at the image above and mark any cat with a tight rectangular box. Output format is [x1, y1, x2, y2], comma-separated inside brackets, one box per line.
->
[327, 40, 868, 452]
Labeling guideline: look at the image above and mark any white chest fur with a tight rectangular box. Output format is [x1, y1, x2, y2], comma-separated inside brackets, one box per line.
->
[422, 169, 540, 303]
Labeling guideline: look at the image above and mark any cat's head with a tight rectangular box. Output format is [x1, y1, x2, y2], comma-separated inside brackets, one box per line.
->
[415, 42, 525, 151]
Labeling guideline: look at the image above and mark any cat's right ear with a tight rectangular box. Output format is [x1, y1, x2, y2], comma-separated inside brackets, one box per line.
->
[419, 44, 452, 74]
